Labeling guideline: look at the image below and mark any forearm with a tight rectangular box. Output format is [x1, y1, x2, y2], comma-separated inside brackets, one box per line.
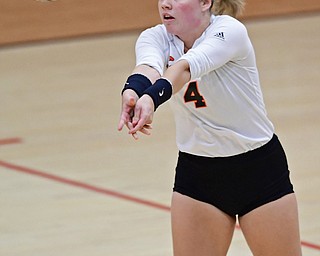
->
[162, 60, 191, 94]
[131, 61, 190, 93]
[132, 64, 161, 84]
[141, 60, 191, 111]
[128, 60, 191, 134]
[122, 65, 161, 98]
[123, 59, 191, 115]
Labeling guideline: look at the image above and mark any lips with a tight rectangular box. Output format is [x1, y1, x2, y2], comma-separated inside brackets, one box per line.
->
[163, 14, 175, 21]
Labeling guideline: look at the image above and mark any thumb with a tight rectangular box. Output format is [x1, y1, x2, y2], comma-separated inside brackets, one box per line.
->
[132, 104, 141, 127]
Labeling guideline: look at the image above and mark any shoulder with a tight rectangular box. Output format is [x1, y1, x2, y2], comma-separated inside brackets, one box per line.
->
[136, 24, 171, 54]
[211, 15, 246, 30]
[208, 15, 248, 38]
[139, 24, 169, 42]
[204, 15, 250, 50]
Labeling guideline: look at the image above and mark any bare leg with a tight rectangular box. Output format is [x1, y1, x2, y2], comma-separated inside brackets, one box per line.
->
[239, 194, 302, 256]
[171, 192, 236, 256]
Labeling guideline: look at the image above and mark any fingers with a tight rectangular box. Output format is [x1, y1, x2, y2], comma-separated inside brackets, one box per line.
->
[130, 119, 149, 134]
[118, 92, 153, 139]
[118, 108, 152, 139]
[118, 116, 126, 131]
[138, 124, 152, 136]
[127, 122, 152, 138]
[118, 95, 136, 131]
[131, 104, 141, 127]
[127, 122, 139, 140]
[129, 95, 154, 135]
[130, 106, 145, 134]
[118, 111, 131, 131]
[128, 104, 145, 138]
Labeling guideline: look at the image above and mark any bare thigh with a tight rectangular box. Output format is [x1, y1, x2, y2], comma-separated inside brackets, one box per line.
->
[238, 194, 302, 256]
[171, 192, 236, 256]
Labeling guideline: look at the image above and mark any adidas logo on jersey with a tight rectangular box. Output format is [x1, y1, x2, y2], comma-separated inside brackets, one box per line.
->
[214, 32, 225, 40]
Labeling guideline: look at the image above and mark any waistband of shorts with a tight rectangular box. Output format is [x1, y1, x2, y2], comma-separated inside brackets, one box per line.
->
[179, 134, 280, 165]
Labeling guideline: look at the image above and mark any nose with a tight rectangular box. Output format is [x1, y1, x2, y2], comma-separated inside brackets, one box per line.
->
[159, 0, 172, 10]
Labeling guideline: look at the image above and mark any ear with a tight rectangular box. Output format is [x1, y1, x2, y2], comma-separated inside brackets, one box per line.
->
[201, 0, 212, 12]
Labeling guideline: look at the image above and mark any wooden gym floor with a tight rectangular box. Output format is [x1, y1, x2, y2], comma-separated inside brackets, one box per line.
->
[1, 11, 320, 256]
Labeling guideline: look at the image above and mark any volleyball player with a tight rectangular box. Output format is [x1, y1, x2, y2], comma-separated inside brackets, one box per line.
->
[118, 0, 302, 255]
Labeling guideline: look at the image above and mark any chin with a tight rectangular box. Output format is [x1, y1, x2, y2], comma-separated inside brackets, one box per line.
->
[164, 25, 177, 35]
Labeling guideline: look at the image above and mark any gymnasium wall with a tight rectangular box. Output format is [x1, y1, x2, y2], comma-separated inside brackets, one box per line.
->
[1, 0, 320, 46]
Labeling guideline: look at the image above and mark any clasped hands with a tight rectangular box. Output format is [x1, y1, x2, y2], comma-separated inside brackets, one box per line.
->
[118, 89, 155, 140]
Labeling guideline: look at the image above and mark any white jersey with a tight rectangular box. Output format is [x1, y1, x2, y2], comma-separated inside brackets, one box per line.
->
[135, 15, 274, 157]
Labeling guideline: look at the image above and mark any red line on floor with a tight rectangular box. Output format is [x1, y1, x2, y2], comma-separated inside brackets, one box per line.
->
[301, 241, 320, 251]
[0, 137, 22, 146]
[0, 160, 170, 212]
[0, 159, 319, 251]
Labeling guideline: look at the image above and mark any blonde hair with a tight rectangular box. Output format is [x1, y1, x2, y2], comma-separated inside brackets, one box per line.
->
[212, 0, 245, 18]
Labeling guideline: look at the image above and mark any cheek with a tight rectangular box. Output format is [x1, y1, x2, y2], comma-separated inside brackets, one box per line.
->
[179, 4, 202, 27]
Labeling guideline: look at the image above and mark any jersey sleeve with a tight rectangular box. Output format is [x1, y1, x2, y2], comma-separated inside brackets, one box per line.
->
[135, 25, 169, 76]
[179, 17, 252, 80]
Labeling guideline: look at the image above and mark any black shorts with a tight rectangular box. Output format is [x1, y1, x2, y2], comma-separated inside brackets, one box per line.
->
[173, 134, 294, 217]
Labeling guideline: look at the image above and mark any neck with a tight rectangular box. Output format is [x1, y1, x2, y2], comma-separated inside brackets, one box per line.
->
[181, 16, 211, 52]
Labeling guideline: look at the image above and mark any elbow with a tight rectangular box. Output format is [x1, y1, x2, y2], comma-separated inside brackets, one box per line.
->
[177, 59, 191, 83]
